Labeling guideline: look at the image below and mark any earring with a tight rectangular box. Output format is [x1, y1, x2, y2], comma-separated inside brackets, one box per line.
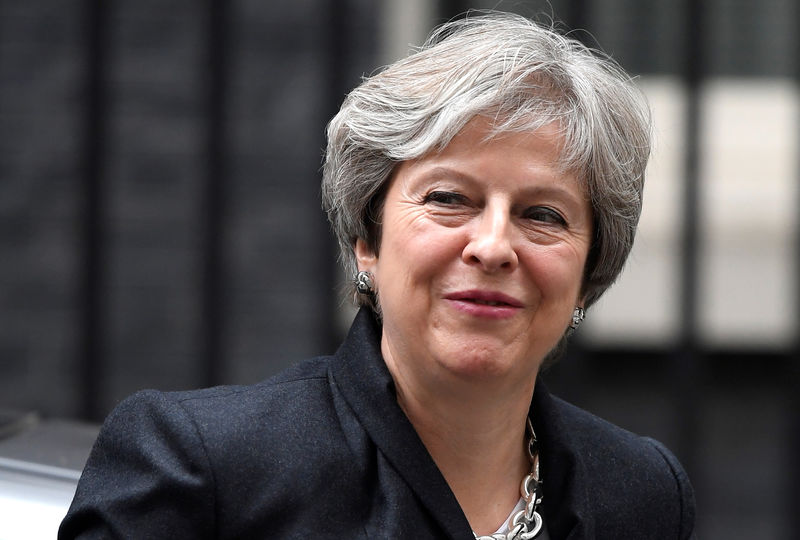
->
[569, 306, 585, 331]
[355, 271, 375, 295]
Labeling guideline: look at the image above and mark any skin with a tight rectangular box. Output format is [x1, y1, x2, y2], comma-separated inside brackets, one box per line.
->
[355, 117, 593, 534]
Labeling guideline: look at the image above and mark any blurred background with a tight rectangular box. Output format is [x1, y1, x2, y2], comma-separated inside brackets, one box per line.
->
[1, 0, 798, 537]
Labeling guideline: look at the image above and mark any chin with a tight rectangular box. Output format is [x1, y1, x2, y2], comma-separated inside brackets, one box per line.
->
[437, 345, 532, 381]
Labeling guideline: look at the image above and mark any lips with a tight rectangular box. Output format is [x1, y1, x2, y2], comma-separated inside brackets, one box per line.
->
[444, 290, 524, 308]
[470, 299, 508, 306]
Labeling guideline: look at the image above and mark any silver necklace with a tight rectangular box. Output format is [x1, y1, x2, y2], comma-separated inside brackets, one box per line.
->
[473, 418, 543, 540]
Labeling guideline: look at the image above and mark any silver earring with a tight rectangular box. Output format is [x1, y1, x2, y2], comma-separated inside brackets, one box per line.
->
[569, 306, 585, 331]
[355, 271, 375, 295]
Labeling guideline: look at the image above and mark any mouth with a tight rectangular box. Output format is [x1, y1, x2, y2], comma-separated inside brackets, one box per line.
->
[445, 290, 524, 308]
[467, 299, 510, 306]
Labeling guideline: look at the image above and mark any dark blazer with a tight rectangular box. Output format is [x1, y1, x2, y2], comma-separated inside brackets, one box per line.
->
[59, 308, 695, 539]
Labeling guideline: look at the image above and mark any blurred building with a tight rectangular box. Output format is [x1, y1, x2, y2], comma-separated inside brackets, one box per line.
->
[1, 0, 798, 538]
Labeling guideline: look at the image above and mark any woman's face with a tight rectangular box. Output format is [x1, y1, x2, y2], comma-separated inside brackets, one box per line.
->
[356, 117, 592, 390]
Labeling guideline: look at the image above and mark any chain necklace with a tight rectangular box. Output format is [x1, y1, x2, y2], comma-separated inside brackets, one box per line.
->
[473, 418, 543, 540]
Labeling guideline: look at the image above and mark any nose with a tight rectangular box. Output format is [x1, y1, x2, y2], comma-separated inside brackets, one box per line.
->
[461, 204, 518, 272]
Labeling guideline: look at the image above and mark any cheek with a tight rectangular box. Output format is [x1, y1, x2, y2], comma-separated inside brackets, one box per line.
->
[523, 246, 587, 300]
[386, 221, 464, 268]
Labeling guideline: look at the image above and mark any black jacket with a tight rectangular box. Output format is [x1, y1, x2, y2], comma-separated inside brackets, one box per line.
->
[59, 308, 696, 539]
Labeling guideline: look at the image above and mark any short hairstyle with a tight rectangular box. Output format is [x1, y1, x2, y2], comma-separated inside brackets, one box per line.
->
[322, 10, 651, 310]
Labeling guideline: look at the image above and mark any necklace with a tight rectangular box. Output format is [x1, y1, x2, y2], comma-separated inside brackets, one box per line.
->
[473, 418, 543, 540]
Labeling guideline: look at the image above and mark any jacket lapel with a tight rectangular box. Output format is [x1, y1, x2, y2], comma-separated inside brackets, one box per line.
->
[330, 308, 474, 539]
[331, 308, 596, 539]
[532, 380, 594, 539]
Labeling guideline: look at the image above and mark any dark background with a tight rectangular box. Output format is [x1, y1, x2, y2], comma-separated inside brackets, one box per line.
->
[1, 0, 798, 537]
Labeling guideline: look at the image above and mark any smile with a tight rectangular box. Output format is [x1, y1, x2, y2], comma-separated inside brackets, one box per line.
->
[445, 289, 524, 307]
[444, 290, 523, 319]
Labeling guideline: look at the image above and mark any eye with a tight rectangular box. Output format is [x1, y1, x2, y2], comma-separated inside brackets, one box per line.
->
[423, 191, 467, 205]
[524, 206, 567, 226]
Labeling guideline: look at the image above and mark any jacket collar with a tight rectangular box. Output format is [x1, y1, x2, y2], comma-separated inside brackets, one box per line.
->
[332, 307, 594, 539]
[330, 308, 473, 539]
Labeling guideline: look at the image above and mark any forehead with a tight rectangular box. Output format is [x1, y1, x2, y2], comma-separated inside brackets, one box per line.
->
[472, 114, 572, 162]
[391, 116, 583, 195]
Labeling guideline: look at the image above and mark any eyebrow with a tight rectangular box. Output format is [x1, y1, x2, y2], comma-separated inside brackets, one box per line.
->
[414, 165, 473, 184]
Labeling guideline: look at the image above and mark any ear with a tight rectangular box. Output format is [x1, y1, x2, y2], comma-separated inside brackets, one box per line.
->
[354, 238, 378, 272]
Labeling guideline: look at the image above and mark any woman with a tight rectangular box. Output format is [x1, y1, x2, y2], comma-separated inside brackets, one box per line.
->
[60, 12, 695, 539]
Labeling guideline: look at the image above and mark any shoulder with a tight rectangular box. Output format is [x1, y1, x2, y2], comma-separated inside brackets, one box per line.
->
[77, 355, 338, 467]
[114, 355, 340, 451]
[159, 355, 334, 412]
[546, 395, 696, 538]
[547, 393, 669, 467]
[60, 356, 361, 538]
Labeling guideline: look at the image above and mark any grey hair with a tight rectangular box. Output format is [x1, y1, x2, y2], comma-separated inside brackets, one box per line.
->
[322, 11, 651, 310]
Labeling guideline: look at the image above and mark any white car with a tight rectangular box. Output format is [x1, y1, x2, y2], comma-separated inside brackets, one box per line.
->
[0, 412, 98, 540]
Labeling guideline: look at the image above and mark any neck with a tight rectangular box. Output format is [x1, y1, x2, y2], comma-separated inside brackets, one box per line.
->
[384, 344, 536, 535]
